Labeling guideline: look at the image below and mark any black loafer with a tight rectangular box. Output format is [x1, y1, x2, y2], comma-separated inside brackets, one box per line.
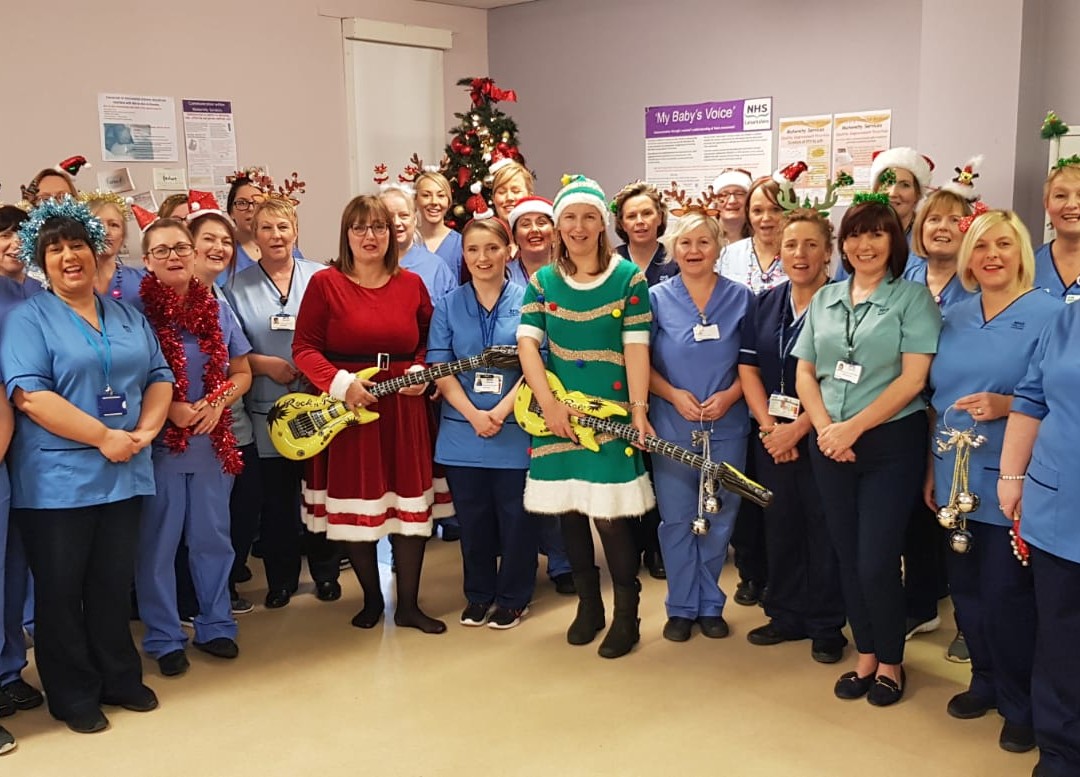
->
[552, 573, 576, 595]
[662, 616, 694, 642]
[747, 622, 805, 646]
[1, 679, 43, 711]
[101, 684, 158, 712]
[867, 668, 906, 707]
[811, 636, 848, 664]
[645, 551, 666, 580]
[157, 649, 190, 677]
[439, 522, 461, 542]
[265, 589, 291, 609]
[194, 637, 239, 659]
[947, 690, 995, 719]
[999, 721, 1036, 753]
[234, 564, 253, 583]
[66, 708, 109, 734]
[733, 580, 764, 606]
[697, 616, 730, 639]
[315, 580, 342, 602]
[834, 670, 876, 700]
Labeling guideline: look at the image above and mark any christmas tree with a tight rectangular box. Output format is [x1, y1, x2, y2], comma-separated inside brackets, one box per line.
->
[442, 77, 526, 229]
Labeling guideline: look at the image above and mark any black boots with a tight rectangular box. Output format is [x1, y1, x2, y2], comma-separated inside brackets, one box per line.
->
[598, 579, 641, 659]
[567, 567, 606, 645]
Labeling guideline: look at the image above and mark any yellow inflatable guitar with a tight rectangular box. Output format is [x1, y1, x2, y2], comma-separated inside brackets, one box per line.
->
[515, 371, 773, 508]
[268, 346, 519, 461]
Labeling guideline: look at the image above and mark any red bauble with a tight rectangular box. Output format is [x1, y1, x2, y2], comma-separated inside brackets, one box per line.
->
[450, 136, 472, 156]
[457, 166, 471, 189]
[496, 142, 510, 154]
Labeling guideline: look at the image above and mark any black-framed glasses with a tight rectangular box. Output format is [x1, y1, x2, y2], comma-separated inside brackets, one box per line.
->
[231, 197, 265, 212]
[148, 243, 195, 260]
[349, 223, 390, 237]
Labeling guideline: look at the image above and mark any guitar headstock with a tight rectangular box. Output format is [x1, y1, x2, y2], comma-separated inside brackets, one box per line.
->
[479, 346, 521, 370]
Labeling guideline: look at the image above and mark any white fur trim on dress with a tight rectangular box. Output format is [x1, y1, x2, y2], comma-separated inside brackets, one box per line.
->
[517, 323, 545, 343]
[329, 369, 354, 401]
[325, 516, 433, 542]
[524, 473, 656, 519]
[301, 484, 434, 540]
[622, 330, 650, 346]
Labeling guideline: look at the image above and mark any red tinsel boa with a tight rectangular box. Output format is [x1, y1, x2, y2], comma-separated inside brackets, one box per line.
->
[139, 273, 243, 475]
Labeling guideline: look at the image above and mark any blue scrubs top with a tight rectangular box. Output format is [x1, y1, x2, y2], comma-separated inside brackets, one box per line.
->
[616, 244, 678, 287]
[1033, 241, 1080, 302]
[432, 229, 463, 283]
[152, 300, 252, 473]
[506, 259, 531, 288]
[649, 275, 756, 444]
[225, 257, 325, 457]
[929, 291, 1062, 526]
[0, 292, 174, 509]
[902, 261, 973, 315]
[401, 244, 457, 305]
[747, 280, 824, 399]
[0, 277, 36, 324]
[104, 263, 146, 312]
[427, 282, 529, 469]
[1012, 299, 1080, 562]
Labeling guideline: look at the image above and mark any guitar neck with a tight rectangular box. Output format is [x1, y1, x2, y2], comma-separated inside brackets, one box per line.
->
[573, 415, 716, 476]
[371, 354, 483, 398]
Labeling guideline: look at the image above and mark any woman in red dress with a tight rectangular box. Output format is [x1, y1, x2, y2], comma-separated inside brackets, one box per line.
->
[293, 195, 444, 634]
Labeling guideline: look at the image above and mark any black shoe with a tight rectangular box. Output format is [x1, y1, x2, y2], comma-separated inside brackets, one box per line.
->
[440, 522, 461, 542]
[999, 721, 1036, 753]
[1, 679, 43, 712]
[0, 725, 14, 754]
[157, 649, 190, 677]
[552, 573, 576, 595]
[194, 637, 239, 659]
[697, 616, 730, 639]
[645, 551, 666, 580]
[265, 589, 291, 609]
[567, 568, 605, 646]
[662, 616, 694, 642]
[947, 690, 995, 719]
[811, 636, 848, 664]
[834, 670, 875, 700]
[0, 694, 13, 719]
[747, 622, 805, 646]
[598, 580, 641, 658]
[733, 580, 764, 606]
[460, 602, 491, 627]
[65, 708, 109, 734]
[867, 668, 906, 707]
[235, 564, 253, 583]
[101, 684, 159, 712]
[315, 580, 342, 602]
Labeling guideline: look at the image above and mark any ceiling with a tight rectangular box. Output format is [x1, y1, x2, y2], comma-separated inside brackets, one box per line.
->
[416, 0, 538, 9]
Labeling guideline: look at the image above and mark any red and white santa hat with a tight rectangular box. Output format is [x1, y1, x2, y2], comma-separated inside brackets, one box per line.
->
[488, 150, 516, 175]
[710, 168, 752, 194]
[55, 155, 92, 178]
[184, 190, 233, 225]
[870, 147, 935, 192]
[131, 203, 158, 233]
[466, 181, 494, 220]
[772, 161, 808, 188]
[508, 196, 554, 231]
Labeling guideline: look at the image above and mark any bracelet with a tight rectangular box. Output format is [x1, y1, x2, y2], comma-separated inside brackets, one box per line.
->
[206, 381, 237, 408]
[630, 400, 649, 410]
[999, 474, 1026, 481]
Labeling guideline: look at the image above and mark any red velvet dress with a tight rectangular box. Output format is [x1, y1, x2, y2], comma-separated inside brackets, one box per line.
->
[293, 267, 434, 541]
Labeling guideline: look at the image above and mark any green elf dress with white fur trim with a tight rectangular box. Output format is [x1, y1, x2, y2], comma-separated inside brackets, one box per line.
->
[517, 257, 657, 519]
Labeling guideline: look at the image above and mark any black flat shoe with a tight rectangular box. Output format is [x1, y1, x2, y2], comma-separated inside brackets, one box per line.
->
[747, 622, 805, 646]
[264, 589, 291, 609]
[645, 551, 666, 580]
[733, 580, 764, 606]
[101, 684, 158, 712]
[66, 708, 109, 734]
[234, 564, 253, 583]
[697, 616, 729, 639]
[867, 668, 906, 707]
[194, 637, 239, 659]
[811, 636, 848, 664]
[662, 616, 694, 642]
[1, 679, 43, 711]
[947, 690, 995, 719]
[315, 580, 342, 602]
[552, 573, 576, 595]
[157, 650, 190, 677]
[834, 670, 875, 700]
[999, 721, 1036, 753]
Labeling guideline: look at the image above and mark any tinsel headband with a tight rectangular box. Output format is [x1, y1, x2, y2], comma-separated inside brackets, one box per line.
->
[17, 195, 107, 267]
[78, 190, 132, 220]
[850, 192, 893, 209]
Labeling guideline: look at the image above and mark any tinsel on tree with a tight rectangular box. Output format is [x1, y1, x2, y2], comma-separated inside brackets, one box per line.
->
[442, 77, 526, 229]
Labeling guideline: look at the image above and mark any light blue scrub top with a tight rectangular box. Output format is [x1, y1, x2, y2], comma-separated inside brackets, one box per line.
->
[401, 244, 457, 304]
[427, 281, 529, 469]
[929, 291, 1062, 525]
[224, 258, 325, 458]
[210, 287, 255, 447]
[649, 275, 756, 445]
[104, 263, 146, 312]
[432, 229, 463, 283]
[1012, 299, 1080, 562]
[1033, 241, 1080, 302]
[902, 261, 973, 315]
[152, 300, 252, 474]
[0, 292, 174, 509]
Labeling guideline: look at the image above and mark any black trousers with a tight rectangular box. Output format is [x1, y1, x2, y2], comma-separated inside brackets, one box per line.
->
[810, 412, 926, 665]
[903, 415, 947, 622]
[16, 497, 144, 721]
[755, 439, 845, 640]
[732, 434, 768, 586]
[228, 443, 263, 592]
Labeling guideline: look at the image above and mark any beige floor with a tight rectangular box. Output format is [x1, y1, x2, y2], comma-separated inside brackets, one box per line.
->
[8, 539, 1035, 777]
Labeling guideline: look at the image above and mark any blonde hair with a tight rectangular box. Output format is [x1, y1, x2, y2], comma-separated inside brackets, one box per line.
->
[1043, 163, 1080, 206]
[251, 198, 298, 230]
[490, 163, 534, 198]
[956, 210, 1035, 292]
[662, 211, 722, 258]
[414, 171, 452, 203]
[911, 190, 973, 257]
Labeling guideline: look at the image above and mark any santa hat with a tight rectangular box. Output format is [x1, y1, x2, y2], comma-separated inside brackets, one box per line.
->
[185, 190, 232, 225]
[710, 168, 752, 193]
[870, 147, 934, 192]
[488, 152, 515, 175]
[131, 203, 158, 232]
[553, 174, 609, 226]
[55, 155, 91, 178]
[508, 196, 554, 231]
[939, 155, 984, 202]
[466, 182, 494, 220]
[772, 162, 808, 188]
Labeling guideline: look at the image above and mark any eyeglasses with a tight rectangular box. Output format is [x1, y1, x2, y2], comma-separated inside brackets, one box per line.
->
[231, 196, 265, 212]
[148, 243, 195, 260]
[349, 223, 390, 237]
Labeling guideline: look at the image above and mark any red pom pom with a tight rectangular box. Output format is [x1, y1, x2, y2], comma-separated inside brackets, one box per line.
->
[613, 380, 623, 391]
[548, 302, 557, 311]
[629, 295, 640, 305]
[527, 447, 533, 456]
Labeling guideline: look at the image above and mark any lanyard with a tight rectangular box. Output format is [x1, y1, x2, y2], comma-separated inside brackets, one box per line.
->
[257, 261, 295, 309]
[472, 280, 507, 349]
[776, 286, 808, 394]
[843, 302, 873, 360]
[66, 296, 113, 391]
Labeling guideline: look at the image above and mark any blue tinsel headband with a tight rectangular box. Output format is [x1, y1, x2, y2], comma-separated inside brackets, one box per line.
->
[16, 195, 107, 267]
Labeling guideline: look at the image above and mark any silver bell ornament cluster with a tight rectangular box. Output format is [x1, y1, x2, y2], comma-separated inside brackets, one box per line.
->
[691, 515, 711, 536]
[691, 427, 719, 537]
[934, 412, 987, 554]
[949, 528, 974, 554]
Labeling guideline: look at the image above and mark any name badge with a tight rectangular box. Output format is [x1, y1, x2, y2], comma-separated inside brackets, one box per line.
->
[270, 313, 296, 331]
[1066, 294, 1080, 305]
[834, 360, 863, 384]
[693, 323, 720, 341]
[768, 393, 801, 420]
[474, 372, 503, 394]
[98, 392, 128, 418]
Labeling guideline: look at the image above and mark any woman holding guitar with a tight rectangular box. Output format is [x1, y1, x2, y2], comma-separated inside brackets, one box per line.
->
[293, 194, 445, 635]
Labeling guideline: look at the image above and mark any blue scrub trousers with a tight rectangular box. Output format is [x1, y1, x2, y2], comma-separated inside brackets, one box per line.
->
[1, 519, 30, 685]
[445, 467, 537, 610]
[538, 515, 571, 578]
[137, 468, 236, 657]
[654, 437, 745, 619]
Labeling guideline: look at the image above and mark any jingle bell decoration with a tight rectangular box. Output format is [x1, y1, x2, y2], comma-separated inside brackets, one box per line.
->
[704, 495, 720, 514]
[691, 429, 716, 538]
[956, 491, 981, 514]
[934, 412, 988, 554]
[937, 505, 961, 530]
[949, 529, 973, 554]
[691, 515, 711, 536]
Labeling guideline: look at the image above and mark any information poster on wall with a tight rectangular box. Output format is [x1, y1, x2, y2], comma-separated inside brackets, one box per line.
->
[831, 110, 891, 202]
[182, 100, 238, 193]
[644, 97, 773, 194]
[98, 94, 179, 162]
[777, 115, 833, 203]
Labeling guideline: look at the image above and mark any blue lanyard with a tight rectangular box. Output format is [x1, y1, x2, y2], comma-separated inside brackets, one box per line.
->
[66, 296, 113, 391]
[776, 287, 807, 395]
[472, 280, 507, 349]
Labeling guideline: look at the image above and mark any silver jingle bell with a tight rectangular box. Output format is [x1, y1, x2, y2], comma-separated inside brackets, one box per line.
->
[949, 528, 973, 554]
[691, 515, 711, 536]
[956, 491, 981, 514]
[704, 495, 720, 514]
[937, 505, 961, 529]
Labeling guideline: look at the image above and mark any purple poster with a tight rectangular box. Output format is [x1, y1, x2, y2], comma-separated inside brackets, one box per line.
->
[645, 98, 772, 138]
